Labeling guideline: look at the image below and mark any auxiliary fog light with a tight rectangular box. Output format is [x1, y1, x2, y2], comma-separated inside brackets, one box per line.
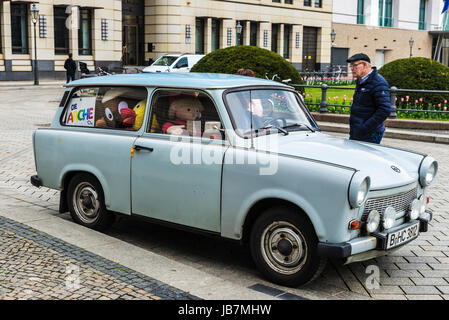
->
[409, 198, 420, 220]
[366, 210, 380, 233]
[419, 194, 427, 216]
[382, 206, 396, 230]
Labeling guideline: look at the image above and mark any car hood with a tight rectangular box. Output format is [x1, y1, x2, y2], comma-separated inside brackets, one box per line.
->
[254, 132, 422, 190]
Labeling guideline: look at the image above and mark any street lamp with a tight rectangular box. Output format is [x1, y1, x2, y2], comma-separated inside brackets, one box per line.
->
[236, 21, 243, 46]
[409, 36, 415, 58]
[31, 3, 39, 85]
[330, 29, 336, 47]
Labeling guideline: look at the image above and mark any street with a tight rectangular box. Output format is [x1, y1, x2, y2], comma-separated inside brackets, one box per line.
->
[1, 86, 449, 300]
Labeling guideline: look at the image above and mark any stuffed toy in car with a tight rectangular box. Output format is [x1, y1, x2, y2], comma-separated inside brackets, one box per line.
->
[162, 97, 203, 136]
[133, 99, 146, 131]
[95, 88, 136, 129]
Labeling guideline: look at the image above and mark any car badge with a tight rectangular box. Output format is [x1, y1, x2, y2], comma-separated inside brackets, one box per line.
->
[391, 165, 401, 173]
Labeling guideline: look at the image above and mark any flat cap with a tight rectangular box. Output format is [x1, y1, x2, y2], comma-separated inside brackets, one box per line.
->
[347, 53, 371, 63]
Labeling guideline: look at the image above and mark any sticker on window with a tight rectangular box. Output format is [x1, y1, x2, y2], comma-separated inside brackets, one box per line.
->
[66, 97, 96, 127]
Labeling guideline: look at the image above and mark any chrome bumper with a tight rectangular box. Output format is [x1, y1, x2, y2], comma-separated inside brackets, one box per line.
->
[317, 210, 432, 259]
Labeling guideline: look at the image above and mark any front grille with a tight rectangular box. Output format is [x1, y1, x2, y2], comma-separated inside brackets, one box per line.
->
[362, 188, 417, 221]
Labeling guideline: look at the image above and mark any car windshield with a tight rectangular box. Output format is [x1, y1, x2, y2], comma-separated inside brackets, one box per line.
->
[225, 89, 318, 137]
[152, 56, 179, 67]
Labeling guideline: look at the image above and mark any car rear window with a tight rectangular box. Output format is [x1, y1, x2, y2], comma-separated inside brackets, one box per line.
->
[61, 86, 148, 131]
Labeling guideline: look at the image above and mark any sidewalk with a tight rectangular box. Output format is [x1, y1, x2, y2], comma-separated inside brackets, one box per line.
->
[318, 121, 449, 144]
[0, 80, 66, 90]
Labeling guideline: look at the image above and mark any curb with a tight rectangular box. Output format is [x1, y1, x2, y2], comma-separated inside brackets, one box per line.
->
[318, 122, 449, 145]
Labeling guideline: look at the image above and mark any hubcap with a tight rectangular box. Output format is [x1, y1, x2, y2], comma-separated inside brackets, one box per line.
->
[261, 222, 307, 275]
[73, 182, 100, 224]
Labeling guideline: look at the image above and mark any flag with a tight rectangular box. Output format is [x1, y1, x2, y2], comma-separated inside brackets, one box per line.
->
[442, 0, 449, 14]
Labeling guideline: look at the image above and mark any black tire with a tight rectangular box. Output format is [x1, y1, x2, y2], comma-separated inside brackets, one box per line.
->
[250, 206, 326, 287]
[67, 173, 115, 230]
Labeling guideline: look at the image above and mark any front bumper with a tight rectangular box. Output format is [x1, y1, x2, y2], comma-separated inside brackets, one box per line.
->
[317, 210, 432, 259]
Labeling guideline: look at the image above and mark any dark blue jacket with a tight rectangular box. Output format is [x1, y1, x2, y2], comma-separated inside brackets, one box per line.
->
[349, 67, 391, 140]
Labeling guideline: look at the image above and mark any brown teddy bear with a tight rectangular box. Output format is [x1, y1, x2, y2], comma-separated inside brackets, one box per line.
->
[95, 88, 137, 129]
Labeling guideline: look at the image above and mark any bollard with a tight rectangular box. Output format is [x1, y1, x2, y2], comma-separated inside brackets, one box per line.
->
[320, 83, 328, 113]
[389, 86, 397, 119]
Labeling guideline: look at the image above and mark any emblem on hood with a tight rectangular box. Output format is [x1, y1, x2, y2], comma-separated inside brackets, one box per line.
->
[391, 165, 401, 173]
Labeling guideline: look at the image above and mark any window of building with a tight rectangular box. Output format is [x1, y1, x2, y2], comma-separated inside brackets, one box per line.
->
[11, 3, 29, 54]
[250, 22, 258, 46]
[272, 0, 281, 3]
[54, 6, 69, 55]
[78, 9, 92, 55]
[314, 0, 322, 8]
[195, 18, 205, 54]
[211, 19, 221, 51]
[271, 24, 279, 53]
[285, 0, 293, 4]
[379, 0, 393, 27]
[357, 0, 365, 24]
[284, 24, 291, 59]
[419, 0, 427, 30]
[304, 0, 312, 6]
[62, 87, 148, 131]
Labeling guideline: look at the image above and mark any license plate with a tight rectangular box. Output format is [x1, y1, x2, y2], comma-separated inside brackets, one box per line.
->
[386, 222, 419, 250]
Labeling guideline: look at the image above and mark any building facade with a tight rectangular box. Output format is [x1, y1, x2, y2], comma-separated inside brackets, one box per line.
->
[0, 0, 334, 80]
[331, 0, 444, 68]
[0, 0, 122, 80]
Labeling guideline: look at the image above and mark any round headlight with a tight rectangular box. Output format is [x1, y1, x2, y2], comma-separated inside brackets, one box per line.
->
[357, 179, 369, 204]
[383, 206, 396, 230]
[425, 162, 437, 185]
[409, 198, 420, 220]
[419, 157, 438, 187]
[349, 172, 371, 208]
[366, 210, 380, 233]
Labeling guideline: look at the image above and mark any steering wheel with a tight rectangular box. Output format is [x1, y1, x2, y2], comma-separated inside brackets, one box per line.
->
[262, 117, 287, 128]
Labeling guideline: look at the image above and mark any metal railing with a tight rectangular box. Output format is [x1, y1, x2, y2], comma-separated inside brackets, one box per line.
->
[291, 84, 449, 119]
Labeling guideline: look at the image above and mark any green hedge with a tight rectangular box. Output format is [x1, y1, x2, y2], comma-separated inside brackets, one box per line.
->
[378, 57, 449, 106]
[191, 45, 303, 88]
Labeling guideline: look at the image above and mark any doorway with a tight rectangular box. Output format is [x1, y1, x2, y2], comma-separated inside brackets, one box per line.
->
[302, 27, 318, 71]
[123, 25, 138, 65]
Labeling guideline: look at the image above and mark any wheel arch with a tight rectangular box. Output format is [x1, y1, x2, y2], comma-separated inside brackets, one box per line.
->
[241, 198, 319, 245]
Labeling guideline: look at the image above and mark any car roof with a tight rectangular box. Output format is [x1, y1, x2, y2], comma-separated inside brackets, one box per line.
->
[66, 73, 291, 89]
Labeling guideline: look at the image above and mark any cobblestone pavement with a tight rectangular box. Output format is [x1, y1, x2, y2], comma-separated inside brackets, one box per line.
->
[1, 87, 449, 300]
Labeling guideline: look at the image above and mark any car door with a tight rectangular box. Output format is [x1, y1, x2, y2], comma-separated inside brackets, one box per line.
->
[130, 89, 228, 232]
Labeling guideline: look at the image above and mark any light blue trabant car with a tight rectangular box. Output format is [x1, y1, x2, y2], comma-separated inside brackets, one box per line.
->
[31, 73, 437, 286]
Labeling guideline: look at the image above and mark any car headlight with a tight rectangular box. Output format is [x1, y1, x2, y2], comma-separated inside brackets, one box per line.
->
[419, 157, 438, 187]
[366, 210, 380, 233]
[383, 206, 396, 230]
[409, 198, 420, 220]
[349, 172, 371, 208]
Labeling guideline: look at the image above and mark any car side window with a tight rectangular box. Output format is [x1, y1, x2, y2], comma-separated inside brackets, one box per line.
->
[148, 90, 224, 140]
[175, 57, 188, 69]
[62, 86, 148, 131]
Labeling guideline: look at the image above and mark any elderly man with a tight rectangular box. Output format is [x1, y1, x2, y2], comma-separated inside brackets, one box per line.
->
[347, 53, 391, 144]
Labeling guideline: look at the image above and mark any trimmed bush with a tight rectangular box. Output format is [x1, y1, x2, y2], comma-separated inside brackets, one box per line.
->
[191, 45, 303, 87]
[378, 57, 449, 106]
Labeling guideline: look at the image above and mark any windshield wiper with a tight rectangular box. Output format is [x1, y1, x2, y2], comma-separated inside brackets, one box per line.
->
[282, 123, 316, 133]
[243, 125, 289, 137]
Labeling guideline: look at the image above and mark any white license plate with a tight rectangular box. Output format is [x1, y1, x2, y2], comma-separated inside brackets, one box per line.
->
[386, 222, 420, 250]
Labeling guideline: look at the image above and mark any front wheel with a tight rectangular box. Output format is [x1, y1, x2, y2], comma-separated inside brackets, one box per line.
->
[67, 173, 115, 230]
[250, 206, 326, 287]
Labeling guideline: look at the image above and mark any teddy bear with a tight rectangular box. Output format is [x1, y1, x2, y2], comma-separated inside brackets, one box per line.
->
[162, 96, 203, 136]
[95, 88, 137, 129]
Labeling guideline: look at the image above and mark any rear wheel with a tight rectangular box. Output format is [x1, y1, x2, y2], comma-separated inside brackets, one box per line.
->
[67, 173, 115, 230]
[250, 206, 326, 287]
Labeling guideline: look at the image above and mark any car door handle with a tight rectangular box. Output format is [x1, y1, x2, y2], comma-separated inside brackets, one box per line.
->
[134, 145, 154, 152]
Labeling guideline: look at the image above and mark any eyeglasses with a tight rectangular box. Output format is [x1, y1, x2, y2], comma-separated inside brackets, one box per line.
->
[350, 62, 364, 69]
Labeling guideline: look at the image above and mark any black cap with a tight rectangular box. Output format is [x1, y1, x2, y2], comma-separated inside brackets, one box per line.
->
[347, 53, 371, 63]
